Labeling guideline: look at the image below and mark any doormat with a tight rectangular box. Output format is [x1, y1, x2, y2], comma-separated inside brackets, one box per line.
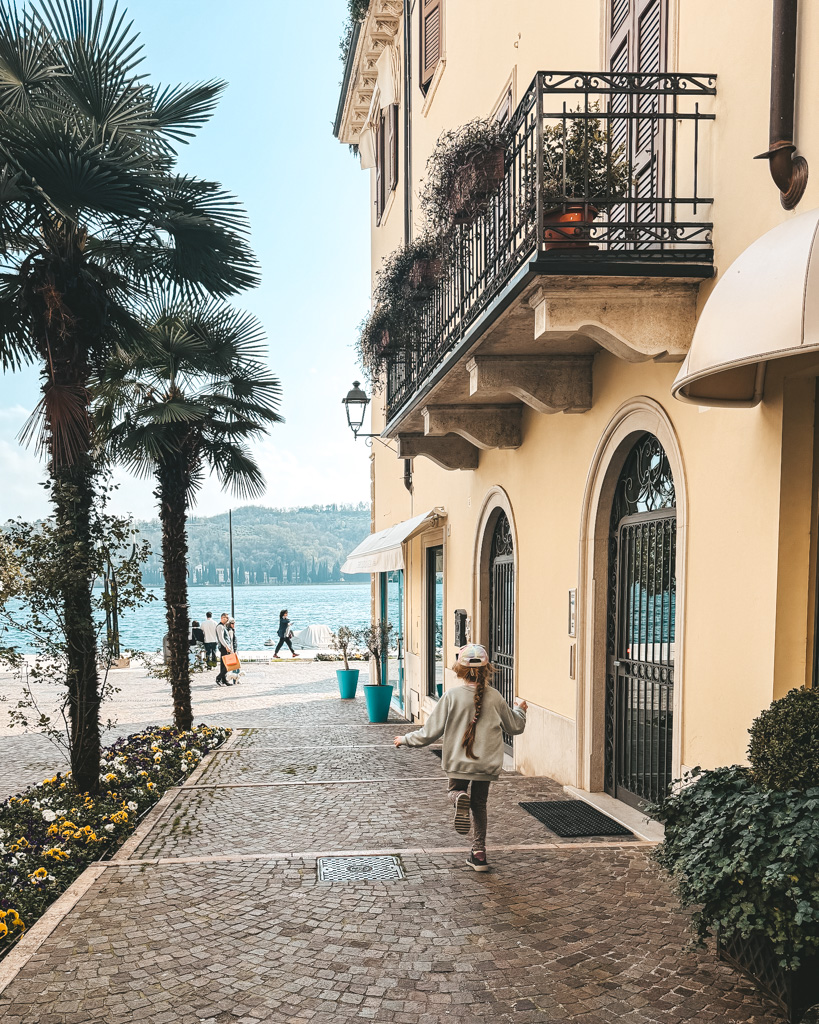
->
[519, 800, 634, 838]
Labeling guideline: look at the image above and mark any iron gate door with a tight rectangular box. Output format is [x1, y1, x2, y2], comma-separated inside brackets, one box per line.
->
[489, 512, 515, 751]
[606, 435, 676, 808]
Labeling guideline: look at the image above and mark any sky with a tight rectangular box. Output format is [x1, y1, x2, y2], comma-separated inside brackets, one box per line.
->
[0, 0, 374, 522]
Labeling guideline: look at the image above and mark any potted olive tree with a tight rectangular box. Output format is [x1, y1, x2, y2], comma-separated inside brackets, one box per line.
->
[653, 687, 819, 1023]
[358, 619, 395, 723]
[537, 109, 631, 249]
[331, 626, 359, 699]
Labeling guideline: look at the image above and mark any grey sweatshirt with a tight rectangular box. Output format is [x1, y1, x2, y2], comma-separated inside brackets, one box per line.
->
[399, 684, 526, 781]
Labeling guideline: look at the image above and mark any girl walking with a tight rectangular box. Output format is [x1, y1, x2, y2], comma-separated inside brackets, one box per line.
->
[394, 643, 527, 871]
[274, 609, 298, 658]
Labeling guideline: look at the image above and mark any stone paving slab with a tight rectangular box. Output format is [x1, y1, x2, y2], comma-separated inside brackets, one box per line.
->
[197, 745, 447, 784]
[132, 776, 631, 861]
[233, 725, 412, 749]
[0, 849, 778, 1023]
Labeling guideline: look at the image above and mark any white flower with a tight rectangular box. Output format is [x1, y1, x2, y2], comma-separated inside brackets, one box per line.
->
[42, 809, 57, 822]
[104, 824, 115, 832]
[127, 801, 138, 811]
[31, 800, 41, 809]
[179, 741, 187, 749]
[153, 753, 162, 762]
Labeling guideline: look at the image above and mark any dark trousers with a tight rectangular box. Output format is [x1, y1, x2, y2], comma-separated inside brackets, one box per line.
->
[274, 635, 296, 656]
[204, 642, 217, 666]
[216, 644, 230, 684]
[448, 778, 491, 852]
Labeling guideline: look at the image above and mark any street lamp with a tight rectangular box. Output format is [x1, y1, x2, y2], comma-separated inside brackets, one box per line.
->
[342, 381, 372, 438]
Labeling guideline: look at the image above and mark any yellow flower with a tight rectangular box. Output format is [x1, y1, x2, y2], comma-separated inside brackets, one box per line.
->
[146, 782, 156, 791]
[44, 848, 70, 861]
[28, 867, 48, 884]
[110, 810, 128, 824]
[0, 922, 7, 938]
[104, 773, 118, 783]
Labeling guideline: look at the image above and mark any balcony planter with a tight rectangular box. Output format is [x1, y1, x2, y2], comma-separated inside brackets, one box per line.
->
[718, 932, 819, 1023]
[336, 668, 360, 699]
[407, 257, 443, 295]
[364, 683, 394, 722]
[450, 146, 505, 224]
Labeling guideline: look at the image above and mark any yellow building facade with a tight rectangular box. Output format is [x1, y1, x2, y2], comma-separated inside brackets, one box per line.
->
[335, 0, 819, 818]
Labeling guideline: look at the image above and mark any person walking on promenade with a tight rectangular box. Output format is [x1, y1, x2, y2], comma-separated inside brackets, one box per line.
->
[215, 612, 234, 686]
[393, 643, 527, 871]
[274, 609, 298, 658]
[202, 612, 218, 667]
[227, 618, 240, 684]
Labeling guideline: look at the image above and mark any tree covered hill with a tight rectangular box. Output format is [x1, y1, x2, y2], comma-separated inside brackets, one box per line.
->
[135, 503, 371, 586]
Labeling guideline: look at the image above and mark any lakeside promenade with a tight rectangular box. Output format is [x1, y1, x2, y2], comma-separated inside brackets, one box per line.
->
[0, 663, 778, 1023]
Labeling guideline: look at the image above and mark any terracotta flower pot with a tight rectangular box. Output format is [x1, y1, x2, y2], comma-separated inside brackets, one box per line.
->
[542, 204, 599, 250]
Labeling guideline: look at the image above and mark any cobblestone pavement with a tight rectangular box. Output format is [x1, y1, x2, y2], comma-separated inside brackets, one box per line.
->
[0, 664, 781, 1023]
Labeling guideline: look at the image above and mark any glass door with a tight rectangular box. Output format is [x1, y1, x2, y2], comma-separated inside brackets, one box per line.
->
[380, 570, 405, 709]
[426, 546, 444, 698]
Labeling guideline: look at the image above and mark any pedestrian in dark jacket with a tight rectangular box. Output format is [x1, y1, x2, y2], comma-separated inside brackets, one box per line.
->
[215, 613, 234, 685]
[274, 609, 297, 658]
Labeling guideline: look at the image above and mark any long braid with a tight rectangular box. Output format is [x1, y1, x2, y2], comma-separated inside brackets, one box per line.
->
[461, 666, 489, 759]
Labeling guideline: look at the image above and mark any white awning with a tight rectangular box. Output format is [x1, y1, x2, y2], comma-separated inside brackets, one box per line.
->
[673, 207, 819, 406]
[341, 508, 445, 574]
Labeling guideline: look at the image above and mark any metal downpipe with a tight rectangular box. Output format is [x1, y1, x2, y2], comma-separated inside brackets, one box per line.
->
[755, 0, 808, 209]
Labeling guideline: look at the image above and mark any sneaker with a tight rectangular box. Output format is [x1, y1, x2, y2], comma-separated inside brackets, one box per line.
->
[466, 851, 489, 872]
[453, 791, 471, 835]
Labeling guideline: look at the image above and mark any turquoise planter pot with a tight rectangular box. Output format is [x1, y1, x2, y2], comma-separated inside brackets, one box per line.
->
[336, 669, 360, 699]
[364, 684, 394, 723]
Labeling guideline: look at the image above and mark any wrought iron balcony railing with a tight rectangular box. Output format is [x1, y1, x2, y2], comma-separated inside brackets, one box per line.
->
[385, 70, 716, 424]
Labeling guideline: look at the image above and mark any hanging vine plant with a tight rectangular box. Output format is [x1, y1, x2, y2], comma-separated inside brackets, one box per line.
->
[419, 118, 509, 231]
[357, 233, 447, 383]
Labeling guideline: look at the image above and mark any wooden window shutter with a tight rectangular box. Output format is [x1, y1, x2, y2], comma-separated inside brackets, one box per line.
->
[387, 103, 399, 192]
[420, 0, 442, 90]
[374, 110, 385, 224]
[609, 0, 666, 73]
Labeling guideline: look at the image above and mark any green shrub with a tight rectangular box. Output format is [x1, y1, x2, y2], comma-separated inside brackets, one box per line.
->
[653, 765, 819, 969]
[748, 687, 819, 791]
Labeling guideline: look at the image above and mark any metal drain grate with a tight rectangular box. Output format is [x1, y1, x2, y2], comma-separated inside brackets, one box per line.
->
[519, 800, 634, 838]
[317, 855, 406, 882]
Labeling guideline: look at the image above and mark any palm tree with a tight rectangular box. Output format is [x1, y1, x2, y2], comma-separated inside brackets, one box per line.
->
[0, 0, 258, 791]
[96, 298, 282, 730]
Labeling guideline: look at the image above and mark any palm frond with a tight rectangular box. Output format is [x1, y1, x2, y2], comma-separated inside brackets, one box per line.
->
[18, 381, 90, 465]
[149, 79, 225, 145]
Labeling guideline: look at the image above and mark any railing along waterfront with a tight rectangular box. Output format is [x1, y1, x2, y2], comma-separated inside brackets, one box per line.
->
[386, 70, 716, 422]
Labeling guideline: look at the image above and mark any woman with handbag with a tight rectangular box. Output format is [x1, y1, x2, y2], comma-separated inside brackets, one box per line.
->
[274, 609, 298, 658]
[215, 613, 236, 686]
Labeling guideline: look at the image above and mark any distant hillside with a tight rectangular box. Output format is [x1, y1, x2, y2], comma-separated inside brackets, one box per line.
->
[134, 503, 371, 586]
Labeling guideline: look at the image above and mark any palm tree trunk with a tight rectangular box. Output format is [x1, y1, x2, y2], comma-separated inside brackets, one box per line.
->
[52, 451, 101, 793]
[157, 461, 193, 730]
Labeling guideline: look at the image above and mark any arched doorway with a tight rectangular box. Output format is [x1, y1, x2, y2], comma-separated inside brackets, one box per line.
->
[606, 433, 676, 808]
[489, 510, 515, 752]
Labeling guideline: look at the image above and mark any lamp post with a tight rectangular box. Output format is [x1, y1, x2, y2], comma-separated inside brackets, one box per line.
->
[341, 380, 410, 491]
[342, 381, 372, 438]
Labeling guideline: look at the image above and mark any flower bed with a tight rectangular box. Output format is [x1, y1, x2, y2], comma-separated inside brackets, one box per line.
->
[0, 724, 230, 956]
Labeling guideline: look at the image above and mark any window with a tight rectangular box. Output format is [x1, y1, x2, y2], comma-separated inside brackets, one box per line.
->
[375, 103, 399, 225]
[420, 0, 443, 93]
[426, 545, 444, 698]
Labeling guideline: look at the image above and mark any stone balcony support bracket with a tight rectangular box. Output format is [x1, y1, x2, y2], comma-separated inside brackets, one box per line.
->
[467, 355, 593, 414]
[397, 434, 480, 472]
[531, 283, 698, 363]
[422, 404, 523, 450]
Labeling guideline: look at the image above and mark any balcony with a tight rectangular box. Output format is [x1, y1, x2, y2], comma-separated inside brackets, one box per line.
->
[384, 71, 716, 447]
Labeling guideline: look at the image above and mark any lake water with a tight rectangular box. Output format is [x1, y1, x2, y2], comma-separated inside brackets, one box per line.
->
[5, 583, 373, 655]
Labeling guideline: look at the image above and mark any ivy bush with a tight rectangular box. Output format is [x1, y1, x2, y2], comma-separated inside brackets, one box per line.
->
[748, 687, 819, 791]
[419, 118, 509, 232]
[654, 764, 819, 970]
[0, 724, 230, 957]
[357, 234, 444, 382]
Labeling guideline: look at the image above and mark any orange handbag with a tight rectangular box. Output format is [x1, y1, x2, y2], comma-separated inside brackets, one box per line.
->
[222, 652, 240, 671]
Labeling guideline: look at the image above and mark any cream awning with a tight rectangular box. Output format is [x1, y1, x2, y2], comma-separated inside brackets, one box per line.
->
[673, 207, 819, 406]
[341, 508, 445, 575]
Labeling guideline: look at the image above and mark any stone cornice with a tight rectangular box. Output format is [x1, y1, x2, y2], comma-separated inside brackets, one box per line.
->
[337, 0, 403, 146]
